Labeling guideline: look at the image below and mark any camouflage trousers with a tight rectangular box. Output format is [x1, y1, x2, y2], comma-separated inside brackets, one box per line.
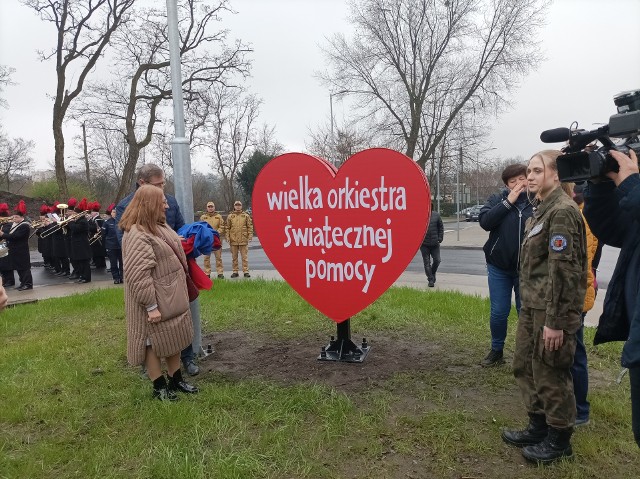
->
[230, 244, 249, 273]
[203, 249, 223, 276]
[513, 307, 577, 428]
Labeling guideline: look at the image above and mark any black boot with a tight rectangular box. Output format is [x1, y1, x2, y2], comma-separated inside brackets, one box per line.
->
[502, 413, 548, 447]
[168, 368, 199, 394]
[152, 375, 179, 401]
[522, 427, 573, 464]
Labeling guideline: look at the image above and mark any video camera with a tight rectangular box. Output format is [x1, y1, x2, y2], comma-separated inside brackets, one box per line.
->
[540, 89, 640, 182]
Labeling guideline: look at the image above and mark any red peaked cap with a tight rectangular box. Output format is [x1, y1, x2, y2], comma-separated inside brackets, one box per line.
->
[14, 200, 27, 216]
[92, 201, 101, 212]
[67, 198, 78, 209]
[106, 203, 115, 214]
[40, 203, 50, 215]
[48, 205, 57, 214]
[0, 203, 9, 216]
[76, 198, 88, 212]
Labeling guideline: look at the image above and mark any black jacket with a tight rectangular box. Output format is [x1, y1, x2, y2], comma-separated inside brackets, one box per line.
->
[422, 211, 444, 247]
[584, 174, 640, 368]
[479, 189, 534, 273]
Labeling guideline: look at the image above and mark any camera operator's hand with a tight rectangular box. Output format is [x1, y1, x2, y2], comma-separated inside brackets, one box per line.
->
[607, 149, 639, 186]
[507, 180, 527, 204]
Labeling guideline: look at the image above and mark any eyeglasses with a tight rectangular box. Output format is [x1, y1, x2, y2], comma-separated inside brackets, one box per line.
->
[148, 180, 166, 188]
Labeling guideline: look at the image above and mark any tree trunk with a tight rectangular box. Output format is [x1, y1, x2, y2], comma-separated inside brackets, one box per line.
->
[53, 103, 68, 198]
[82, 122, 93, 196]
[114, 141, 140, 203]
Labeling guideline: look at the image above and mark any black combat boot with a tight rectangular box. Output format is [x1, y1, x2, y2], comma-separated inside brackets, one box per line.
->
[501, 413, 548, 447]
[522, 427, 573, 464]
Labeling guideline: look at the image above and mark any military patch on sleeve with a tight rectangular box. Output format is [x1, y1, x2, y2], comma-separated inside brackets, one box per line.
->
[550, 234, 568, 252]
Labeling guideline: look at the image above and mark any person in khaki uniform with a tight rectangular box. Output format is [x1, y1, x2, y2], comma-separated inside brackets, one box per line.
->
[200, 201, 225, 278]
[226, 200, 253, 278]
[502, 150, 587, 465]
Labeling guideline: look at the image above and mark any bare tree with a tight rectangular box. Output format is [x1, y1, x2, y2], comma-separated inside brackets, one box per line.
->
[192, 86, 260, 210]
[22, 0, 135, 197]
[72, 0, 252, 203]
[306, 119, 378, 166]
[0, 127, 34, 192]
[0, 65, 15, 110]
[322, 0, 547, 170]
[254, 124, 284, 158]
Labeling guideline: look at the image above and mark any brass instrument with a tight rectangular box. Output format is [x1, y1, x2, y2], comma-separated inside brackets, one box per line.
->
[40, 210, 90, 238]
[88, 230, 102, 245]
[28, 219, 50, 239]
[30, 219, 49, 230]
[0, 217, 13, 224]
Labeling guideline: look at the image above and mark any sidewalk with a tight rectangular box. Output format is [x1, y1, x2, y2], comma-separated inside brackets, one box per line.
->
[6, 222, 604, 327]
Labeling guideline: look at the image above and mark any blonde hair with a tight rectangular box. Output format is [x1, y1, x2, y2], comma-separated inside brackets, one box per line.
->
[528, 150, 562, 171]
[528, 150, 563, 198]
[118, 184, 166, 235]
[561, 182, 575, 197]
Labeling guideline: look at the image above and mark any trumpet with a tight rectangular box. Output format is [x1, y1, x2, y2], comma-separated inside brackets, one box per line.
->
[0, 217, 13, 224]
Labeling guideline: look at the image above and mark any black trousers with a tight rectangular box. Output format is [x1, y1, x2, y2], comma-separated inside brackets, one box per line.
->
[75, 259, 91, 282]
[419, 244, 441, 282]
[16, 269, 32, 287]
[1, 269, 15, 285]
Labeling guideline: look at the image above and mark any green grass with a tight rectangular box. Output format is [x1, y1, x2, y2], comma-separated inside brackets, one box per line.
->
[0, 280, 638, 478]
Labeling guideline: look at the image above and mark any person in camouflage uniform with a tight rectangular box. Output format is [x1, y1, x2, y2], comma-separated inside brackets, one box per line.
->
[502, 150, 587, 465]
[200, 201, 225, 279]
[226, 200, 253, 278]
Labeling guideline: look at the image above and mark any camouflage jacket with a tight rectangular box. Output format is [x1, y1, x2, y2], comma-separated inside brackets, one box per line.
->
[226, 210, 253, 245]
[200, 212, 225, 237]
[519, 186, 587, 333]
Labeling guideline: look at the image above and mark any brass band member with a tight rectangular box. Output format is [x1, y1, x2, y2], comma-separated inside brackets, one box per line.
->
[51, 201, 71, 277]
[67, 198, 92, 284]
[0, 203, 14, 287]
[36, 204, 54, 269]
[89, 201, 107, 269]
[0, 200, 33, 290]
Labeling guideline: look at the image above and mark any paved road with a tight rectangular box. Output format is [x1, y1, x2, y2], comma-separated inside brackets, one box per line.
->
[25, 221, 618, 291]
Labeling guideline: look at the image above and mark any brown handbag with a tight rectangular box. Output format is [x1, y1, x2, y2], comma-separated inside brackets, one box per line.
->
[163, 235, 200, 302]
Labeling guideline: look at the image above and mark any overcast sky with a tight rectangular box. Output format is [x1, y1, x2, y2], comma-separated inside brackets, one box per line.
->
[1, 0, 639, 174]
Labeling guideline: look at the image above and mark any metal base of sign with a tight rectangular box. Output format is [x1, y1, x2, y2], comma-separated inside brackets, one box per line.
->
[318, 319, 370, 363]
[200, 344, 215, 358]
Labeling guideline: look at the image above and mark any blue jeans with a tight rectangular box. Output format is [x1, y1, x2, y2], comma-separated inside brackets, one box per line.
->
[571, 314, 590, 422]
[631, 367, 640, 447]
[487, 264, 521, 351]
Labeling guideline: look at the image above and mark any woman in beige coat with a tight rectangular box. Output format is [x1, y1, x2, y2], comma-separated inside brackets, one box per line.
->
[120, 185, 198, 401]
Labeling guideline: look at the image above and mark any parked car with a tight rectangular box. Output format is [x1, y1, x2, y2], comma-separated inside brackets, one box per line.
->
[465, 205, 482, 222]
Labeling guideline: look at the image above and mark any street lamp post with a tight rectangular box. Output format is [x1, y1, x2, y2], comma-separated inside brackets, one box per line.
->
[329, 90, 349, 166]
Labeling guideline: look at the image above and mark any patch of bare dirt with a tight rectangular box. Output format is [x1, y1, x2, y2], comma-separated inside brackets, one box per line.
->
[200, 330, 447, 392]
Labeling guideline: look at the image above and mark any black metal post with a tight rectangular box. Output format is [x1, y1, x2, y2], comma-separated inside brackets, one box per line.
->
[318, 318, 370, 362]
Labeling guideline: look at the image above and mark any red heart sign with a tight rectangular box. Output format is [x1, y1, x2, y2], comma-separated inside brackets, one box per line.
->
[252, 148, 431, 322]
